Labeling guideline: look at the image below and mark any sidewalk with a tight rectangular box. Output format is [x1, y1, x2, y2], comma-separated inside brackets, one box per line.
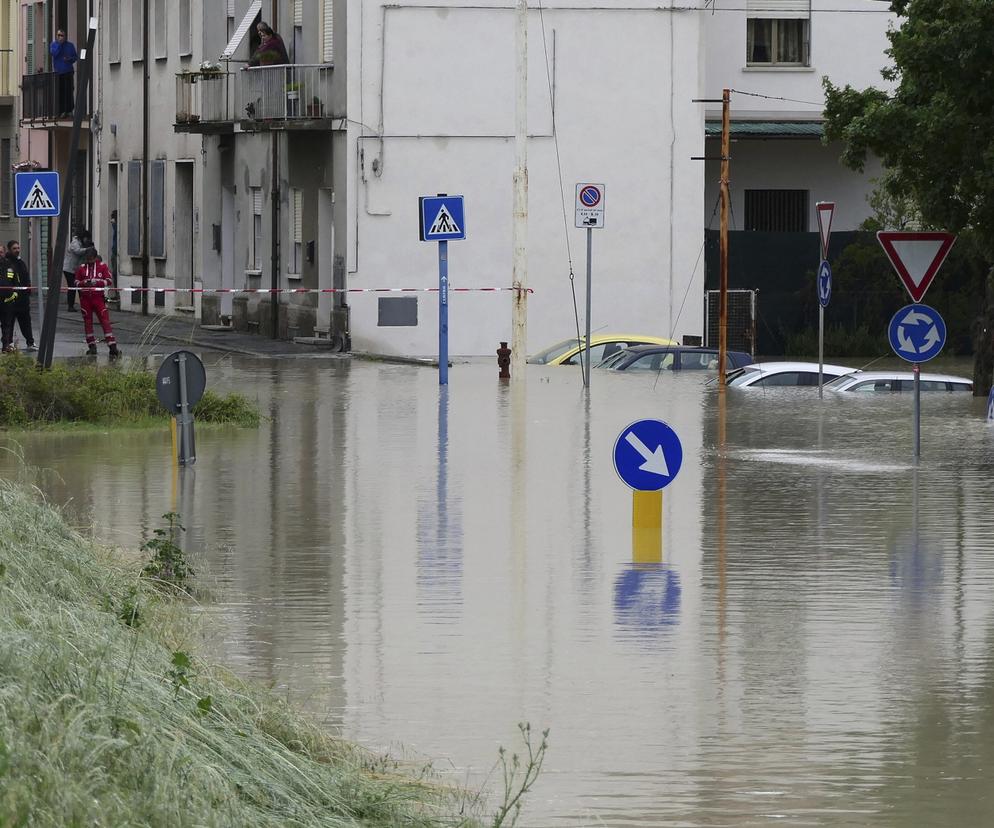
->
[43, 305, 347, 360]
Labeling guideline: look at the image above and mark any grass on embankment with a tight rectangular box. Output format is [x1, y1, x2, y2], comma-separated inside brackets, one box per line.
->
[0, 354, 258, 429]
[0, 482, 482, 827]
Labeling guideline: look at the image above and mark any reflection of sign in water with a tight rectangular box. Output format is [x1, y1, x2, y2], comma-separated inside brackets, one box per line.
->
[889, 531, 943, 607]
[614, 565, 681, 631]
[987, 386, 994, 422]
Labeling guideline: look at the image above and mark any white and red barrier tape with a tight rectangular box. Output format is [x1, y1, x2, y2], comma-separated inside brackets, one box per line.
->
[6, 286, 534, 295]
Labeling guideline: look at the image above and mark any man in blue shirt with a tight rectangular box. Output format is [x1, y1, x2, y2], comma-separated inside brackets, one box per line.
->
[50, 30, 77, 116]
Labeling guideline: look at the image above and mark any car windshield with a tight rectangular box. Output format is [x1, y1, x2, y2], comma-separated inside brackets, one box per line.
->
[596, 350, 630, 369]
[726, 366, 760, 387]
[824, 373, 858, 390]
[528, 339, 580, 365]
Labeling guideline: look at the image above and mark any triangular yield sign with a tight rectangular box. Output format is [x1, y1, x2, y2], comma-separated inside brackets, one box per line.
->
[815, 202, 835, 261]
[876, 231, 956, 303]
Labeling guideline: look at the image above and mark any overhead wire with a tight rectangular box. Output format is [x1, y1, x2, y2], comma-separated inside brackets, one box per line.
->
[536, 0, 587, 383]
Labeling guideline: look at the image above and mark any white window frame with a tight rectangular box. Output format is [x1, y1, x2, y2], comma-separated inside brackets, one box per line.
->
[746, 18, 810, 67]
[249, 186, 263, 273]
[288, 188, 303, 277]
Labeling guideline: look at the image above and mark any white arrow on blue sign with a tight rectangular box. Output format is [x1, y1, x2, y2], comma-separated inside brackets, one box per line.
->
[613, 419, 683, 491]
[888, 303, 946, 363]
[817, 260, 832, 308]
[15, 171, 61, 217]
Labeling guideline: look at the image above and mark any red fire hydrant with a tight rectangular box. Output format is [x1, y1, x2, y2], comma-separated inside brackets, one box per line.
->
[497, 341, 511, 379]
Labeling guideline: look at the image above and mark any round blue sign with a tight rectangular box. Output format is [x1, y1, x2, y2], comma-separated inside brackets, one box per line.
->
[888, 303, 946, 363]
[613, 419, 683, 491]
[817, 260, 832, 308]
[579, 185, 601, 207]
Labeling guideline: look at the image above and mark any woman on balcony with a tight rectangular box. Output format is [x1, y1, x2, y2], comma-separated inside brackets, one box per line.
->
[248, 23, 289, 67]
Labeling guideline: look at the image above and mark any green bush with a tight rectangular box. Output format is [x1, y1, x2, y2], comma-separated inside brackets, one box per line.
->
[0, 355, 259, 428]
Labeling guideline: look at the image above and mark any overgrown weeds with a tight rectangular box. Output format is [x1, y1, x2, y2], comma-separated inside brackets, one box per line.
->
[0, 353, 258, 428]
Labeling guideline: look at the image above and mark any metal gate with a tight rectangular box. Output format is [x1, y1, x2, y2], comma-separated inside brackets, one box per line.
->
[704, 289, 757, 356]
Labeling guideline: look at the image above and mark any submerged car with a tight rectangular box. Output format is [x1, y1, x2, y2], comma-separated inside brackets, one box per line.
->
[721, 361, 855, 388]
[597, 344, 753, 372]
[823, 371, 973, 393]
[527, 334, 678, 367]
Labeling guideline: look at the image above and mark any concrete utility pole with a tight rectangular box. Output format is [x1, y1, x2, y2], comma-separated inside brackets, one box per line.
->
[718, 89, 730, 387]
[510, 0, 528, 381]
[141, 0, 150, 315]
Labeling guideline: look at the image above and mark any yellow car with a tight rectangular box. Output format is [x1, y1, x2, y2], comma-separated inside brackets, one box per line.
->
[528, 334, 679, 366]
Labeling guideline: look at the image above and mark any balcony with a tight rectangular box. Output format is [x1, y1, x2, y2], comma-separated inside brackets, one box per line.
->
[21, 71, 91, 125]
[175, 64, 336, 134]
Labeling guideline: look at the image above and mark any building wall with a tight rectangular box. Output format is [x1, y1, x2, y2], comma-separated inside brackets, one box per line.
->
[347, 1, 706, 357]
[1, 0, 19, 243]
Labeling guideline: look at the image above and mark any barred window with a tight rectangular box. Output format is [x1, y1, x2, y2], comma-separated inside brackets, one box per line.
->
[744, 189, 808, 232]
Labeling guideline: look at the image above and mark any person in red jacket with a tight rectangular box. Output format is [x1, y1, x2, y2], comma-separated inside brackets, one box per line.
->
[75, 247, 120, 358]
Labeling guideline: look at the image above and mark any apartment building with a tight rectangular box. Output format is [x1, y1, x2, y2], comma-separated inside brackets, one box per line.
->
[1, 0, 19, 244]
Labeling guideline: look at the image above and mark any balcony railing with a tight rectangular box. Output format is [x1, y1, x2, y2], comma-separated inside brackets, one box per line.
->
[175, 64, 333, 128]
[176, 70, 233, 125]
[21, 71, 91, 121]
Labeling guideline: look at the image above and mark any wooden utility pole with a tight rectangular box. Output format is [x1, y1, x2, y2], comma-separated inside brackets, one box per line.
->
[718, 88, 730, 387]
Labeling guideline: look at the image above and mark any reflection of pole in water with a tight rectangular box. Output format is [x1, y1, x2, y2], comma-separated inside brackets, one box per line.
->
[511, 381, 528, 649]
[717, 386, 727, 658]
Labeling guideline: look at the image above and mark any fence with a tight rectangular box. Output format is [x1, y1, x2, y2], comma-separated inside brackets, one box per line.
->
[21, 71, 90, 120]
[705, 289, 757, 356]
[176, 70, 233, 124]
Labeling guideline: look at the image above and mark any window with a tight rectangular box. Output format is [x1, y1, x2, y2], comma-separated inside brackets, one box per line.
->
[250, 186, 263, 271]
[127, 160, 142, 256]
[289, 188, 303, 275]
[747, 18, 809, 66]
[108, 0, 121, 63]
[178, 0, 192, 56]
[321, 0, 333, 63]
[744, 189, 808, 232]
[132, 0, 144, 61]
[0, 139, 11, 217]
[150, 160, 166, 259]
[755, 371, 818, 387]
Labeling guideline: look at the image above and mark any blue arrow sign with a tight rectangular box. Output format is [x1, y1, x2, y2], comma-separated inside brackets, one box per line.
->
[888, 303, 946, 363]
[15, 171, 60, 217]
[613, 419, 683, 491]
[420, 195, 466, 242]
[817, 260, 832, 308]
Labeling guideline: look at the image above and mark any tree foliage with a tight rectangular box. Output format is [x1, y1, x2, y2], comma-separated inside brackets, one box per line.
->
[822, 0, 994, 392]
[823, 0, 994, 256]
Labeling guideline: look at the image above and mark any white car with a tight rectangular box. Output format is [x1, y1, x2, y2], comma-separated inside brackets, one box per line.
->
[722, 361, 856, 388]
[823, 371, 973, 393]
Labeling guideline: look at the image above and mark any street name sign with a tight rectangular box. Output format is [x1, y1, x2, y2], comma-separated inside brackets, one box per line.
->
[575, 183, 605, 228]
[613, 419, 683, 491]
[888, 303, 946, 363]
[817, 260, 832, 308]
[877, 231, 955, 302]
[15, 171, 60, 217]
[419, 195, 466, 242]
[815, 201, 835, 261]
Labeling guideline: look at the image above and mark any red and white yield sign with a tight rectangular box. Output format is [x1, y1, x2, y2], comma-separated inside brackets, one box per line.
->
[815, 202, 835, 260]
[877, 231, 956, 303]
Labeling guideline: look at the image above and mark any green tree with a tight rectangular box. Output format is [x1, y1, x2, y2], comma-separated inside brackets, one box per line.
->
[822, 0, 994, 394]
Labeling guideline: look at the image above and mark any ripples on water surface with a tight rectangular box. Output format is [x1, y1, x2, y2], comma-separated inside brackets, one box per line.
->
[4, 355, 994, 826]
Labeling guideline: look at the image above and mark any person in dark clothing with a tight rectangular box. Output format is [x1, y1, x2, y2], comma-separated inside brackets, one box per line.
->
[0, 244, 16, 353]
[50, 30, 78, 116]
[248, 22, 289, 66]
[4, 241, 35, 352]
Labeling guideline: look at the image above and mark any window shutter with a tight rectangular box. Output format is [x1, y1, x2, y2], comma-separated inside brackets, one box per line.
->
[127, 161, 142, 257]
[252, 188, 263, 216]
[226, 0, 234, 15]
[132, 0, 144, 59]
[0, 139, 11, 217]
[108, 0, 121, 62]
[294, 0, 303, 27]
[292, 190, 302, 243]
[26, 7, 34, 74]
[179, 0, 192, 55]
[221, 0, 262, 59]
[321, 0, 333, 63]
[151, 160, 166, 258]
[746, 0, 810, 18]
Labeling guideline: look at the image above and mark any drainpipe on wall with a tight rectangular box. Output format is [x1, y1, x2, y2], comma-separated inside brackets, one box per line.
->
[141, 0, 149, 315]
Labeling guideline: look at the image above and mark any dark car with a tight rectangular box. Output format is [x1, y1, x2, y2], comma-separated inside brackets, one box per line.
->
[597, 344, 753, 372]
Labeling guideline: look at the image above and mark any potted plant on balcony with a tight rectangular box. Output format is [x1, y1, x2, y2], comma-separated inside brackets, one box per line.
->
[306, 96, 324, 118]
[285, 81, 302, 117]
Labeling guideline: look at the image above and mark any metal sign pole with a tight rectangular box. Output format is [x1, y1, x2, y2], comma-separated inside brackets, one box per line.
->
[818, 304, 824, 399]
[176, 352, 196, 465]
[584, 227, 592, 389]
[33, 218, 43, 336]
[913, 362, 921, 462]
[438, 239, 448, 385]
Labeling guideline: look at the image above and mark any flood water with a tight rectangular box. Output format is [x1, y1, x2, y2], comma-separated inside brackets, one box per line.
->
[4, 354, 994, 826]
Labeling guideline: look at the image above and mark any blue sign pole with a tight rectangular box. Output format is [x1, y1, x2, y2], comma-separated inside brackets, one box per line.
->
[438, 240, 449, 386]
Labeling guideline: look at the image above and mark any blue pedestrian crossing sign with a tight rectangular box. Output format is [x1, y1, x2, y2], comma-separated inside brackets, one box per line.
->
[613, 419, 683, 491]
[15, 171, 60, 217]
[817, 260, 832, 308]
[419, 195, 466, 242]
[888, 303, 946, 363]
